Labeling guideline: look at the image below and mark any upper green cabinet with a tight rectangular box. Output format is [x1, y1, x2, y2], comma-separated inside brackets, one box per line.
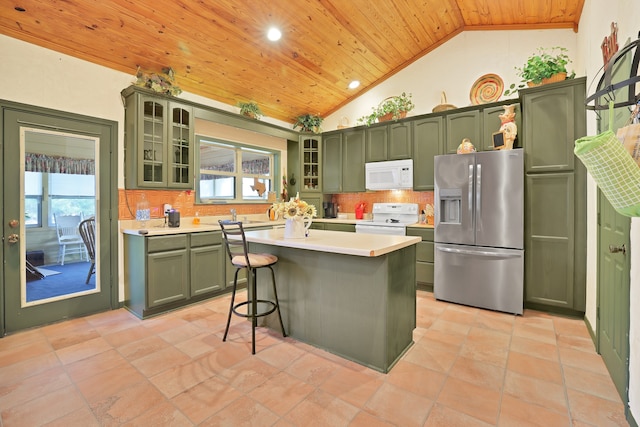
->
[412, 116, 444, 191]
[389, 122, 413, 159]
[445, 110, 481, 154]
[322, 129, 365, 193]
[123, 87, 194, 189]
[322, 132, 342, 193]
[365, 121, 412, 162]
[300, 135, 322, 192]
[342, 129, 366, 192]
[521, 81, 585, 172]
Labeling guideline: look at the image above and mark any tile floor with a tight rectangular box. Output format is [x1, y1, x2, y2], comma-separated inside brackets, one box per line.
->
[0, 290, 630, 426]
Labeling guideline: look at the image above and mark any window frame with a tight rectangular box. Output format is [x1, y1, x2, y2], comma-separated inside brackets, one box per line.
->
[195, 135, 280, 204]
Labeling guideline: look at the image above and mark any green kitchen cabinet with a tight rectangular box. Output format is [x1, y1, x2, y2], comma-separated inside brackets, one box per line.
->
[300, 135, 322, 192]
[481, 103, 522, 151]
[122, 86, 194, 189]
[322, 129, 365, 194]
[190, 231, 225, 296]
[388, 121, 413, 159]
[412, 116, 444, 191]
[124, 231, 226, 319]
[365, 121, 412, 162]
[445, 109, 481, 154]
[325, 223, 356, 232]
[310, 222, 326, 230]
[407, 227, 434, 291]
[365, 126, 388, 162]
[147, 236, 189, 308]
[322, 131, 342, 193]
[342, 129, 366, 192]
[522, 80, 585, 173]
[521, 77, 587, 315]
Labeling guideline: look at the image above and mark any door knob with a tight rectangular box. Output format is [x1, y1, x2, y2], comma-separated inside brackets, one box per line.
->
[7, 234, 19, 244]
[609, 244, 626, 255]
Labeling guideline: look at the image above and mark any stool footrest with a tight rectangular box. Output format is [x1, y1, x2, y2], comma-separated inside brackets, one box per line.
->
[232, 300, 278, 319]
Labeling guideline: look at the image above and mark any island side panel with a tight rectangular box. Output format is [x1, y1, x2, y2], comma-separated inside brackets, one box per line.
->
[252, 242, 415, 373]
[386, 244, 417, 367]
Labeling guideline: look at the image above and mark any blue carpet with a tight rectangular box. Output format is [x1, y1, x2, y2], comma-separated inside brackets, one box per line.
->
[27, 262, 95, 302]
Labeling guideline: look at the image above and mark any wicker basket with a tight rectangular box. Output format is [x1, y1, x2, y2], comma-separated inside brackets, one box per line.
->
[527, 72, 567, 87]
[377, 96, 408, 122]
[336, 116, 350, 129]
[378, 110, 407, 122]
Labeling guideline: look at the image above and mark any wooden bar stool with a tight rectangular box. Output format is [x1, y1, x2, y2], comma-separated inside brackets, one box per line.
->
[219, 220, 286, 354]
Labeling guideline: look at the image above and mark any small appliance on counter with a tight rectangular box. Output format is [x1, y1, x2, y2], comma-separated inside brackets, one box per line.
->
[168, 210, 180, 227]
[323, 202, 337, 218]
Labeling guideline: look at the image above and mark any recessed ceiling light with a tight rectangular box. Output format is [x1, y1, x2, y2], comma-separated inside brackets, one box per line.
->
[348, 80, 360, 89]
[267, 27, 282, 41]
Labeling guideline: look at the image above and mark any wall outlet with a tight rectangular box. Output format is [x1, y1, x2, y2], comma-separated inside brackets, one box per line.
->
[163, 204, 172, 214]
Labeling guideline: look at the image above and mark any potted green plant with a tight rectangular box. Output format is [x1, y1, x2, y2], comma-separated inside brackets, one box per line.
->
[356, 92, 415, 126]
[293, 114, 323, 133]
[504, 47, 574, 96]
[237, 101, 263, 120]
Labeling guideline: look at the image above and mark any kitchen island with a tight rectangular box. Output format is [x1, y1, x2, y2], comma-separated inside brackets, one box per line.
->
[243, 228, 420, 373]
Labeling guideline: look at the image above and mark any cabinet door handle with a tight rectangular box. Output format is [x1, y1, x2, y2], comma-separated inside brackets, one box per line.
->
[609, 244, 626, 255]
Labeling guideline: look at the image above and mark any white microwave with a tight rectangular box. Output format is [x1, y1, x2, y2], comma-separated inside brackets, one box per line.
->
[365, 159, 413, 190]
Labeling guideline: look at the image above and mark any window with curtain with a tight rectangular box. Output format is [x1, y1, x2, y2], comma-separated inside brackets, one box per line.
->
[197, 137, 277, 203]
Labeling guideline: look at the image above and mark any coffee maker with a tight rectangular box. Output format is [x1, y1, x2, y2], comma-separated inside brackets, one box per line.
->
[323, 202, 337, 218]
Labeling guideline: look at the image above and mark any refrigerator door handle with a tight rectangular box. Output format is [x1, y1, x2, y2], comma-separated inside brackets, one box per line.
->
[437, 246, 521, 258]
[468, 164, 474, 214]
[476, 164, 482, 218]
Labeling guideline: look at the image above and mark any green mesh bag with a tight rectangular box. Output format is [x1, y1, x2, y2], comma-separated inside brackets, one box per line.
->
[574, 103, 640, 217]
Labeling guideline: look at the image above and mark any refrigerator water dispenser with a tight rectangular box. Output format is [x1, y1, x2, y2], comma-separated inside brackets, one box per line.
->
[439, 189, 462, 224]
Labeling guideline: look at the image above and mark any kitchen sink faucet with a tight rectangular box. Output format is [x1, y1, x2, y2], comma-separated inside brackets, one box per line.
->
[230, 209, 237, 221]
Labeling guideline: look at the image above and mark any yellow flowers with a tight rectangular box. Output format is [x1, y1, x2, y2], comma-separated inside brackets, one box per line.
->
[271, 194, 317, 219]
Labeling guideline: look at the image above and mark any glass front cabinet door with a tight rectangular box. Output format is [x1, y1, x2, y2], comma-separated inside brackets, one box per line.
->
[123, 87, 194, 189]
[300, 135, 321, 192]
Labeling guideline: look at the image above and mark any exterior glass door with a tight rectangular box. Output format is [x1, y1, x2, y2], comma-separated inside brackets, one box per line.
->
[2, 107, 113, 334]
[22, 128, 99, 305]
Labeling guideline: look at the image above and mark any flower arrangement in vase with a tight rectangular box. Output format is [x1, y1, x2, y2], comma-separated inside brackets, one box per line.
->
[271, 193, 317, 220]
[271, 193, 317, 238]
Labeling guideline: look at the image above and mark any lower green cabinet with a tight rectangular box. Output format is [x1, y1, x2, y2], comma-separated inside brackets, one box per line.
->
[124, 231, 226, 318]
[191, 231, 225, 296]
[310, 222, 355, 232]
[325, 223, 355, 232]
[407, 227, 434, 290]
[147, 247, 189, 308]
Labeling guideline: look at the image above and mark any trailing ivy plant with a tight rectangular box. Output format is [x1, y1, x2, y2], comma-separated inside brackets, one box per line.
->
[356, 92, 415, 126]
[504, 47, 575, 96]
[237, 101, 263, 120]
[293, 114, 323, 133]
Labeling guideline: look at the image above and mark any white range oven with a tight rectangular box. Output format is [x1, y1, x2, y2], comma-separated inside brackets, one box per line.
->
[354, 203, 419, 236]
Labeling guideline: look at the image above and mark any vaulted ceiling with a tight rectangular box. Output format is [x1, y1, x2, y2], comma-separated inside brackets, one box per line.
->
[1, 1, 584, 124]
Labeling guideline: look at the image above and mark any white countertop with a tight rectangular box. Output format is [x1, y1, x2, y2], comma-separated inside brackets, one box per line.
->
[243, 228, 420, 257]
[120, 215, 432, 237]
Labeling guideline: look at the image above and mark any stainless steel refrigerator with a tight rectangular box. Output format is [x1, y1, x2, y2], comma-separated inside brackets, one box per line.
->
[434, 149, 524, 314]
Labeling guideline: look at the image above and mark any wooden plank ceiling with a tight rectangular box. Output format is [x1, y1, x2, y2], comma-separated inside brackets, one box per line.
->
[0, 0, 584, 124]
